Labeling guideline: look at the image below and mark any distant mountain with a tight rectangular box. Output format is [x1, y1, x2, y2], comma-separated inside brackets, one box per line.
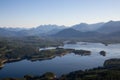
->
[108, 31, 120, 37]
[33, 24, 65, 33]
[97, 21, 120, 34]
[0, 20, 120, 40]
[0, 25, 66, 37]
[46, 28, 66, 35]
[5, 28, 26, 32]
[26, 25, 66, 36]
[52, 28, 101, 38]
[72, 22, 104, 32]
[52, 21, 120, 39]
[52, 28, 80, 38]
[0, 28, 17, 37]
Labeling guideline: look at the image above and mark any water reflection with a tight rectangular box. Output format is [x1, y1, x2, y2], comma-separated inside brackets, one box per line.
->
[0, 42, 120, 78]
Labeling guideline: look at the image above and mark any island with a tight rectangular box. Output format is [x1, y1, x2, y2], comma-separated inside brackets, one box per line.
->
[0, 40, 91, 68]
[104, 58, 120, 68]
[99, 50, 106, 56]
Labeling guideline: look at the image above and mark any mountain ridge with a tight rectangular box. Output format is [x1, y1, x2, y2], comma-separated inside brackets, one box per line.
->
[0, 20, 120, 41]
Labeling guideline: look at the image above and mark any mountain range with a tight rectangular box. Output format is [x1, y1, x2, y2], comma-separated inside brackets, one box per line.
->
[0, 20, 120, 41]
[72, 22, 104, 32]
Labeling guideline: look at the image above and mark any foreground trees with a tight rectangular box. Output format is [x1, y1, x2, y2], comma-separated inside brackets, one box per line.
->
[2, 68, 120, 80]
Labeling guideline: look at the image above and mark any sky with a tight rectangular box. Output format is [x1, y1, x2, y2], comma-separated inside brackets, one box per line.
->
[0, 0, 120, 28]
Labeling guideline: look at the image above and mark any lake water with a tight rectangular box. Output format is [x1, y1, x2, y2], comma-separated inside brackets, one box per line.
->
[0, 42, 120, 78]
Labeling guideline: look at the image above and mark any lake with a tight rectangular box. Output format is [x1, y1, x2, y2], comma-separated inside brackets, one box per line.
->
[0, 42, 120, 78]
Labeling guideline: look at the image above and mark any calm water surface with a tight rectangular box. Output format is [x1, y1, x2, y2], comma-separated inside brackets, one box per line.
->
[0, 42, 120, 78]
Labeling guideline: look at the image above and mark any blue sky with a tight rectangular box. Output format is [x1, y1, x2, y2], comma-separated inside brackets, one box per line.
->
[0, 0, 120, 28]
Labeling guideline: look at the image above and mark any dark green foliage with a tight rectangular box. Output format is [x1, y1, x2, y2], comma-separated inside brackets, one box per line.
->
[0, 37, 63, 65]
[104, 59, 120, 68]
[99, 51, 106, 56]
[73, 50, 91, 56]
[59, 68, 120, 80]
[2, 68, 120, 80]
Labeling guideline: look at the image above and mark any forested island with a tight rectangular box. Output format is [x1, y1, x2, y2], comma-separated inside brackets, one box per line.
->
[0, 37, 92, 68]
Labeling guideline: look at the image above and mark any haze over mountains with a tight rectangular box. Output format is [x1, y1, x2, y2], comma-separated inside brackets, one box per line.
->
[0, 20, 120, 40]
[72, 22, 104, 32]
